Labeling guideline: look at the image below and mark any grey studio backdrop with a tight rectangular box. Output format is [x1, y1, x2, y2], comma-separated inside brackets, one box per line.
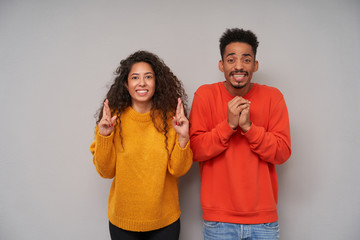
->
[1, 0, 359, 239]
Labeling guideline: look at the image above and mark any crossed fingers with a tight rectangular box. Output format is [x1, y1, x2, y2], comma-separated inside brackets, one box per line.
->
[173, 98, 186, 126]
[99, 99, 117, 136]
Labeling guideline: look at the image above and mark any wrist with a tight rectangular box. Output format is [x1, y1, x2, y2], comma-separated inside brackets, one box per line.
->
[98, 131, 112, 137]
[227, 120, 238, 130]
[241, 122, 252, 133]
[178, 135, 189, 148]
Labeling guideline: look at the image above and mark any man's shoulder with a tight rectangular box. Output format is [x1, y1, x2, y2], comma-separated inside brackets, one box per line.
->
[255, 84, 283, 98]
[195, 82, 223, 95]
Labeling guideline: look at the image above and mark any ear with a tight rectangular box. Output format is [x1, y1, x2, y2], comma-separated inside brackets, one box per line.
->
[254, 60, 259, 72]
[218, 60, 224, 72]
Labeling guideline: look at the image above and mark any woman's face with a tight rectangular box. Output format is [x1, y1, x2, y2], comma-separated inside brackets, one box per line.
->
[126, 62, 156, 113]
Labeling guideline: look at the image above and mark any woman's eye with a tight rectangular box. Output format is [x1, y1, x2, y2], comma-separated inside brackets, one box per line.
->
[145, 75, 153, 79]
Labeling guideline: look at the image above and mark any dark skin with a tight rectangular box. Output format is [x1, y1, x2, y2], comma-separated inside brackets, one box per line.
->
[219, 42, 259, 132]
[99, 61, 189, 148]
[99, 98, 189, 148]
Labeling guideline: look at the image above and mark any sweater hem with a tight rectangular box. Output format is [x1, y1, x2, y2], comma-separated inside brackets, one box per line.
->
[109, 211, 181, 232]
[202, 208, 278, 224]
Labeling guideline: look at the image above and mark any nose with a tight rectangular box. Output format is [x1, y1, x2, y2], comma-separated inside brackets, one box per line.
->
[234, 59, 243, 71]
[138, 76, 146, 86]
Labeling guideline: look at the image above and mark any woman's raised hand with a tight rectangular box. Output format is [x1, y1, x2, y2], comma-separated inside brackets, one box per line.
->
[98, 99, 117, 136]
[172, 98, 189, 148]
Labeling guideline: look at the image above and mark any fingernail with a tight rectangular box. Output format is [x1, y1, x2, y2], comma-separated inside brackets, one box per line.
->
[111, 123, 113, 127]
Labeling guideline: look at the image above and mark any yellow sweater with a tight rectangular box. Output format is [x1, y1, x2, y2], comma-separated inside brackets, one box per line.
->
[90, 107, 193, 232]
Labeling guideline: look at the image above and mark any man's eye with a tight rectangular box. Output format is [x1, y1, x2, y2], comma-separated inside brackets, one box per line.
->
[244, 59, 251, 63]
[227, 59, 234, 63]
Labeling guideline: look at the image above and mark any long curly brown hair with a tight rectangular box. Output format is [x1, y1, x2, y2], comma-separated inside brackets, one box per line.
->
[96, 50, 188, 151]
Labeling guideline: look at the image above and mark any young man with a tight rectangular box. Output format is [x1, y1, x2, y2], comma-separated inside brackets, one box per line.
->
[189, 28, 291, 240]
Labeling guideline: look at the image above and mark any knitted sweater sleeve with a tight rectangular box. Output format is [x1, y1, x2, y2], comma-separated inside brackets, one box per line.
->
[89, 127, 116, 179]
[189, 91, 236, 162]
[167, 137, 193, 177]
[243, 96, 291, 165]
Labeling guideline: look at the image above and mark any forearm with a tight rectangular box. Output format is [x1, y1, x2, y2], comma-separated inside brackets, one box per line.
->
[190, 120, 236, 162]
[90, 131, 117, 178]
[189, 90, 236, 162]
[178, 135, 189, 149]
[243, 124, 291, 164]
[168, 140, 193, 177]
[243, 97, 291, 165]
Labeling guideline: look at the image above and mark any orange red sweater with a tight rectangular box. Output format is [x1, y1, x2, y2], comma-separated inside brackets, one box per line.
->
[90, 107, 193, 231]
[189, 82, 291, 224]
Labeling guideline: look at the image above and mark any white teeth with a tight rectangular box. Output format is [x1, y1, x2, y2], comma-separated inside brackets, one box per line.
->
[234, 75, 245, 78]
[136, 90, 148, 93]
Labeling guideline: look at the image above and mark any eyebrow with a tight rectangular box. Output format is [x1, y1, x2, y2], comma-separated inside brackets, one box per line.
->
[130, 72, 154, 76]
[225, 53, 253, 58]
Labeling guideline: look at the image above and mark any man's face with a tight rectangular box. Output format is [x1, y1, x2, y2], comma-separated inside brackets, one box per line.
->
[219, 42, 258, 92]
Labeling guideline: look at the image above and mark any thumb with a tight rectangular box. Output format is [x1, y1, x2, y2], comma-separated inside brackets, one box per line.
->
[172, 116, 178, 127]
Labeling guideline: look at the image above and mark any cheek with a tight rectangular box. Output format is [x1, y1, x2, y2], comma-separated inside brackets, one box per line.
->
[126, 80, 136, 90]
[150, 81, 156, 92]
[224, 68, 231, 76]
[225, 64, 233, 71]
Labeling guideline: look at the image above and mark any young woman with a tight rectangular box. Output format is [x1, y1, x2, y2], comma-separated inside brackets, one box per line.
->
[90, 50, 193, 240]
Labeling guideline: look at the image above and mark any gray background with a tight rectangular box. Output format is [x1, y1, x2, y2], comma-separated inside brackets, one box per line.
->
[1, 0, 359, 239]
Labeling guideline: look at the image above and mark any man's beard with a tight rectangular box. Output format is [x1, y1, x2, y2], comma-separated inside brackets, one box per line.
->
[231, 82, 246, 89]
[229, 71, 248, 89]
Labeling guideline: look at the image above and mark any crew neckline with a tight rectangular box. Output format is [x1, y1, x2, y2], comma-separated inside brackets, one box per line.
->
[126, 107, 152, 122]
[220, 82, 258, 100]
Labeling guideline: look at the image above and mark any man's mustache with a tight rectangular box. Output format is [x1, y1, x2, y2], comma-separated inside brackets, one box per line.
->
[229, 71, 248, 77]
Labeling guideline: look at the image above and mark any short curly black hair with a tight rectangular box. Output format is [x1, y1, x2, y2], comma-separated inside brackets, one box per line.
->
[219, 28, 259, 60]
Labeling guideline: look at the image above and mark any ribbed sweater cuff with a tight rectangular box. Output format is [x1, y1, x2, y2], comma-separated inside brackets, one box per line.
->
[176, 138, 190, 150]
[241, 124, 262, 144]
[217, 120, 237, 143]
[95, 132, 114, 150]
